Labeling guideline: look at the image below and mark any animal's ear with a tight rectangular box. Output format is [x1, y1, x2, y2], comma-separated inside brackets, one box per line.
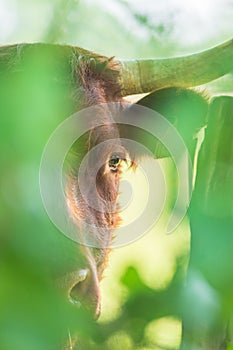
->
[119, 88, 209, 162]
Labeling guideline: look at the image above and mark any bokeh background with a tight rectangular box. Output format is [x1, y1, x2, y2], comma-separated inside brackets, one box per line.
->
[0, 1, 232, 349]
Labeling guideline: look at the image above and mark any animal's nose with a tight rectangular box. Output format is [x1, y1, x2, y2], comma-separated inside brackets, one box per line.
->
[67, 268, 101, 319]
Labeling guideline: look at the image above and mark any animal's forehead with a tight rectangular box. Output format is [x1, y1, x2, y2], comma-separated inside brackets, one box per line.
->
[89, 123, 120, 146]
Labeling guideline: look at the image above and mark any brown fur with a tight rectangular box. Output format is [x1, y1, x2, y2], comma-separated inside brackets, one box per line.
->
[64, 50, 128, 306]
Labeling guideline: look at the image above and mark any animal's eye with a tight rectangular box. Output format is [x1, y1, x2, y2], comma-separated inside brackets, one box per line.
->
[108, 155, 121, 171]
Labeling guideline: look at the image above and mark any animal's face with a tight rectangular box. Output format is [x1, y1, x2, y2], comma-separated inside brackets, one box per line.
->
[26, 40, 220, 321]
[64, 118, 130, 318]
[0, 40, 229, 350]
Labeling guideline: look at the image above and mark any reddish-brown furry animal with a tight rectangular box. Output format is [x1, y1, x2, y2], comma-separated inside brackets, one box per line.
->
[0, 44, 130, 318]
[64, 52, 129, 318]
[0, 44, 211, 321]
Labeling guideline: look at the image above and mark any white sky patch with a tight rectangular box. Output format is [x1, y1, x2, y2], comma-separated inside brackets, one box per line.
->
[0, 1, 53, 43]
[86, 0, 233, 46]
[16, 2, 53, 42]
[0, 0, 18, 42]
[170, 0, 233, 45]
[0, 0, 232, 46]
